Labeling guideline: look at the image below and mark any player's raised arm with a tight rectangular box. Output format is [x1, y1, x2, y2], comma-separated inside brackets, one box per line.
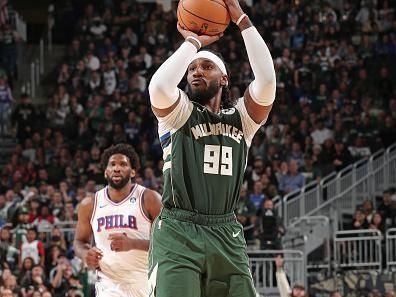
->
[73, 196, 103, 269]
[148, 25, 222, 118]
[225, 0, 276, 124]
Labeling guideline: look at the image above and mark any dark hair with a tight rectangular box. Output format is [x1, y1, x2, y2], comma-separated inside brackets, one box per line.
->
[101, 143, 140, 171]
[27, 226, 38, 233]
[292, 284, 305, 290]
[203, 49, 236, 109]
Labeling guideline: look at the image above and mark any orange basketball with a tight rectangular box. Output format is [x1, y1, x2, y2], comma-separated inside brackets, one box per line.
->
[177, 0, 230, 36]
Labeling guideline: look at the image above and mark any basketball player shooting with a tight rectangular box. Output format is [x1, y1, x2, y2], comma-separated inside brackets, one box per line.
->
[147, 0, 276, 296]
[73, 144, 162, 297]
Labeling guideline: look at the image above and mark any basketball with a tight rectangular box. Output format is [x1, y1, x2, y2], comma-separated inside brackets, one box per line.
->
[177, 0, 230, 36]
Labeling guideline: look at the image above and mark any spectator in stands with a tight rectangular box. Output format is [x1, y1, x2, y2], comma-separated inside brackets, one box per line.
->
[0, 74, 12, 136]
[249, 181, 266, 209]
[0, 195, 7, 227]
[300, 153, 321, 184]
[13, 207, 32, 249]
[49, 254, 74, 297]
[275, 255, 306, 297]
[0, 226, 18, 270]
[330, 291, 342, 297]
[0, 288, 13, 297]
[332, 138, 353, 172]
[19, 227, 45, 268]
[256, 199, 285, 250]
[287, 141, 304, 167]
[45, 245, 64, 277]
[66, 286, 84, 297]
[260, 173, 278, 199]
[351, 208, 369, 230]
[18, 257, 34, 282]
[32, 205, 57, 232]
[0, 24, 20, 81]
[362, 199, 376, 224]
[50, 191, 64, 218]
[46, 227, 67, 253]
[310, 119, 333, 146]
[378, 188, 396, 228]
[20, 264, 50, 296]
[247, 156, 266, 189]
[142, 166, 159, 191]
[265, 114, 284, 140]
[236, 187, 256, 244]
[369, 212, 385, 233]
[11, 94, 37, 142]
[348, 134, 372, 160]
[279, 160, 305, 195]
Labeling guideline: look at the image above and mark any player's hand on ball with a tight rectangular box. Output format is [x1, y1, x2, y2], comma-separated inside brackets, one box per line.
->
[108, 233, 134, 252]
[85, 247, 103, 270]
[223, 0, 244, 24]
[177, 23, 223, 48]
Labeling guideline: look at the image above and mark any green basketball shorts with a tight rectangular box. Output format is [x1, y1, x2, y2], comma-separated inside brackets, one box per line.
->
[148, 208, 257, 297]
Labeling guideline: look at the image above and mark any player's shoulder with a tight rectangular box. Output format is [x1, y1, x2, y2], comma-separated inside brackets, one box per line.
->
[78, 195, 96, 216]
[141, 187, 162, 208]
[141, 188, 162, 221]
[142, 188, 161, 199]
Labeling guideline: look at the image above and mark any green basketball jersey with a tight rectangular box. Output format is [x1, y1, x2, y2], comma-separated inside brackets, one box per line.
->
[157, 91, 261, 215]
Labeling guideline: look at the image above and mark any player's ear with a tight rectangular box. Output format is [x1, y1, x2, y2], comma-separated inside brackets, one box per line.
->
[130, 169, 136, 178]
[221, 74, 228, 87]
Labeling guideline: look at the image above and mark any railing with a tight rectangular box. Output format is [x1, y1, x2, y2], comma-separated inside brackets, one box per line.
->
[38, 221, 77, 243]
[282, 143, 396, 227]
[18, 4, 54, 99]
[334, 229, 383, 271]
[272, 194, 282, 218]
[8, 10, 27, 41]
[386, 228, 396, 271]
[248, 250, 305, 296]
[287, 216, 331, 275]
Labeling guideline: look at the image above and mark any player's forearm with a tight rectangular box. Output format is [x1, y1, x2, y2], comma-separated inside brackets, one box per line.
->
[148, 41, 198, 109]
[241, 23, 276, 106]
[128, 239, 150, 251]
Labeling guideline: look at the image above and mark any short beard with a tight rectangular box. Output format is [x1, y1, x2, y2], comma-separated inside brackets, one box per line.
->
[187, 80, 220, 106]
[106, 176, 130, 190]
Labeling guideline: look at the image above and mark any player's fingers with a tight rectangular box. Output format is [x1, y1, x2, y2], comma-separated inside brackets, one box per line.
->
[108, 233, 123, 240]
[87, 257, 99, 267]
[177, 22, 188, 34]
[92, 247, 103, 255]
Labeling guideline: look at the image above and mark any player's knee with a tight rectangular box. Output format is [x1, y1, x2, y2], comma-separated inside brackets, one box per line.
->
[207, 280, 228, 297]
[228, 275, 256, 297]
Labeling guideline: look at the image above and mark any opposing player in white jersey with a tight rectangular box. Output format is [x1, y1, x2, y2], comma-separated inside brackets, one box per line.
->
[74, 143, 162, 297]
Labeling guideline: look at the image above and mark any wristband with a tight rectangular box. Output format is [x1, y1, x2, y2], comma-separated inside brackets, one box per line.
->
[185, 36, 201, 50]
[236, 13, 247, 26]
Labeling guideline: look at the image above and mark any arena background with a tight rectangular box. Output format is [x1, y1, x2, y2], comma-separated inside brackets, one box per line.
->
[0, 0, 395, 296]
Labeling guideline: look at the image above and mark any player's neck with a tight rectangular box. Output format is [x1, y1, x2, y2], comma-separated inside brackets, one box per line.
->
[205, 96, 222, 113]
[107, 183, 135, 203]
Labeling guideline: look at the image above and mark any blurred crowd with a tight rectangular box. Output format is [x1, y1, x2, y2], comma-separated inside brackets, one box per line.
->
[1, 0, 396, 296]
